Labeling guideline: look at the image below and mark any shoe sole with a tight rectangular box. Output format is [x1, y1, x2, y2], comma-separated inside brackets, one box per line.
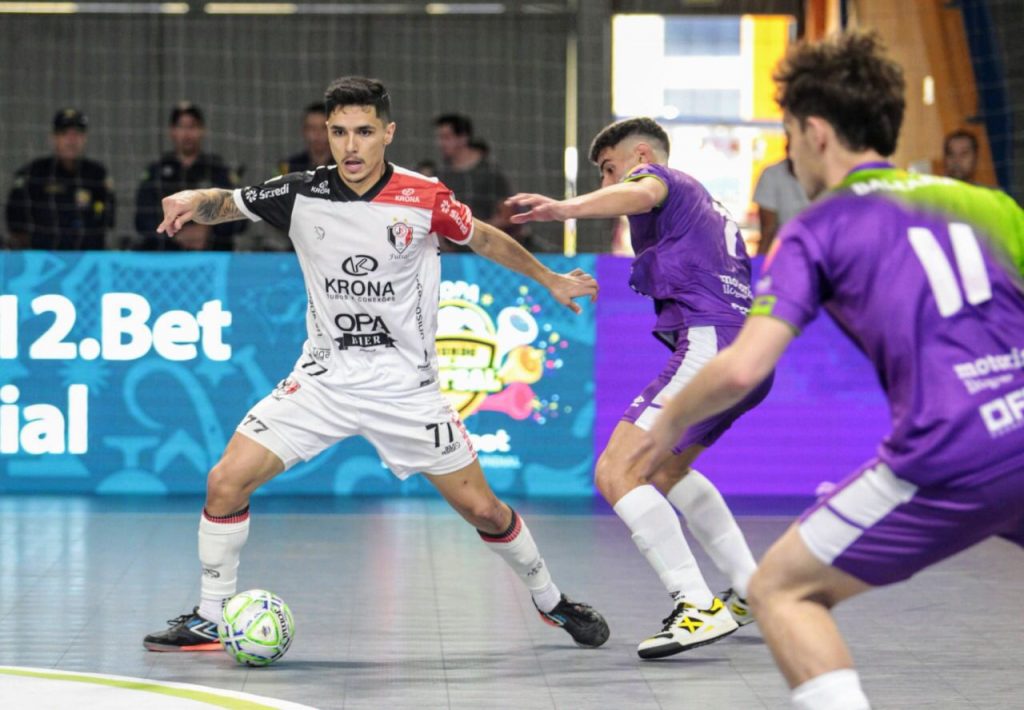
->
[143, 640, 222, 652]
[539, 613, 610, 649]
[637, 624, 739, 660]
[570, 625, 610, 649]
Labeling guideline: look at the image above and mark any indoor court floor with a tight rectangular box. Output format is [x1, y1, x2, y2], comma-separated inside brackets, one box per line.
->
[1, 495, 1021, 709]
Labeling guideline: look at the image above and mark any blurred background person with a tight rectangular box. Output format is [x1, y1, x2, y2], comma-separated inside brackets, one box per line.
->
[752, 152, 808, 255]
[134, 102, 243, 251]
[5, 108, 114, 250]
[434, 113, 529, 251]
[278, 102, 330, 174]
[414, 159, 438, 177]
[943, 128, 980, 184]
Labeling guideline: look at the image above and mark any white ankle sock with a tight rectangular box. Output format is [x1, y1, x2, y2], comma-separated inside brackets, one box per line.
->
[197, 507, 250, 622]
[666, 470, 757, 598]
[613, 485, 713, 608]
[792, 669, 870, 710]
[479, 509, 562, 613]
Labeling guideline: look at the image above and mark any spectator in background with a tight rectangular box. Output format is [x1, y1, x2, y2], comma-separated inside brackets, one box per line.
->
[752, 153, 808, 255]
[434, 113, 522, 251]
[414, 159, 437, 177]
[5, 108, 114, 250]
[278, 102, 331, 174]
[943, 129, 979, 184]
[134, 102, 243, 251]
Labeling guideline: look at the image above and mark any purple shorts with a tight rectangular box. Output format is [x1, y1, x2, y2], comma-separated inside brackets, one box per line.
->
[622, 325, 774, 453]
[799, 458, 1024, 586]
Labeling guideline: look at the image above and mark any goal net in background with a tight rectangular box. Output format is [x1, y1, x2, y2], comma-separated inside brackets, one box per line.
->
[0, 0, 1019, 255]
[0, 0, 580, 251]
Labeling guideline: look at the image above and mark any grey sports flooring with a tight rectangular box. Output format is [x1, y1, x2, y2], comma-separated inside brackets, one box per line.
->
[1, 495, 1021, 709]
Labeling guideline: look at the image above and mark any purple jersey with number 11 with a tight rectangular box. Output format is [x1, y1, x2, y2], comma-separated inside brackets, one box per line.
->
[754, 165, 1024, 488]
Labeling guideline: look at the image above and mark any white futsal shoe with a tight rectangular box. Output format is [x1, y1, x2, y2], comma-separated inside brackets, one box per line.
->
[637, 596, 739, 659]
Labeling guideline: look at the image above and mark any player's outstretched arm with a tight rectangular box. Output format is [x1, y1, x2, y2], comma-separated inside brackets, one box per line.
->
[507, 178, 667, 224]
[468, 219, 598, 314]
[631, 316, 794, 474]
[157, 188, 244, 237]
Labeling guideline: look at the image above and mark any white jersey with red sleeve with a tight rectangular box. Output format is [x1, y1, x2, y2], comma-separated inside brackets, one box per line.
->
[232, 162, 475, 393]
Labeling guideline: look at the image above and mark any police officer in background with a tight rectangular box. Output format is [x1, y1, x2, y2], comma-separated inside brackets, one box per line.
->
[134, 102, 244, 251]
[5, 108, 115, 249]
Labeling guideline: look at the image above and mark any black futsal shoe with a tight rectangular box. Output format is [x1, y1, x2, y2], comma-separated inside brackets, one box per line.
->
[535, 594, 610, 648]
[143, 607, 221, 652]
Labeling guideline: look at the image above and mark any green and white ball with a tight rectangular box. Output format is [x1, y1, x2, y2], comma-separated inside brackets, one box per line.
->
[218, 589, 294, 666]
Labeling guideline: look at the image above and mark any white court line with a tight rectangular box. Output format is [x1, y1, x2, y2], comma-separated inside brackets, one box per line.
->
[0, 666, 317, 710]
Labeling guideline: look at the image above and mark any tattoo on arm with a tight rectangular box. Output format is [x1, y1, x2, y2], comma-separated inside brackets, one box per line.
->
[193, 189, 243, 224]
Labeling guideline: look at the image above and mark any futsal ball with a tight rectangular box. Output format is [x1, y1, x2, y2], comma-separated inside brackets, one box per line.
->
[218, 589, 295, 666]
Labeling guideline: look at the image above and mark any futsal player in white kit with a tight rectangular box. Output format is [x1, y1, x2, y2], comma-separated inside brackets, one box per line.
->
[143, 76, 608, 652]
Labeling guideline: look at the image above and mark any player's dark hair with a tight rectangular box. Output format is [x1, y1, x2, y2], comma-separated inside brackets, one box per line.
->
[774, 30, 904, 156]
[434, 113, 474, 138]
[588, 118, 670, 163]
[944, 129, 978, 155]
[305, 101, 327, 117]
[324, 77, 391, 122]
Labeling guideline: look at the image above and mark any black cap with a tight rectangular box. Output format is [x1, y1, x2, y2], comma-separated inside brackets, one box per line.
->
[170, 101, 204, 127]
[53, 108, 88, 132]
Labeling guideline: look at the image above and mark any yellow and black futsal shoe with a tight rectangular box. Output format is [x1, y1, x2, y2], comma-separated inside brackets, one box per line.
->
[637, 596, 739, 659]
[535, 594, 610, 648]
[719, 587, 756, 626]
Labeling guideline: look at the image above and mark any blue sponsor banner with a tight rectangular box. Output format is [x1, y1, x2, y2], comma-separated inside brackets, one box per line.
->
[0, 251, 596, 496]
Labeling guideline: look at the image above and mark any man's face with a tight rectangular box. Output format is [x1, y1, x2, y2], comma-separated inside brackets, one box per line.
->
[783, 112, 827, 199]
[170, 115, 204, 157]
[435, 123, 466, 162]
[303, 111, 329, 157]
[327, 105, 395, 191]
[51, 128, 86, 163]
[944, 136, 977, 182]
[595, 141, 641, 188]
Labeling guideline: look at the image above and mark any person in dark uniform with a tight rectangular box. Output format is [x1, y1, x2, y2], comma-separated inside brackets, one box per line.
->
[134, 102, 243, 251]
[277, 102, 330, 175]
[5, 108, 115, 250]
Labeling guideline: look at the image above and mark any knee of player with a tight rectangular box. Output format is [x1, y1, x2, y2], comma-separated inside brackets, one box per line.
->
[206, 460, 248, 501]
[594, 449, 634, 496]
[746, 567, 773, 615]
[593, 451, 616, 491]
[747, 560, 801, 615]
[466, 497, 509, 532]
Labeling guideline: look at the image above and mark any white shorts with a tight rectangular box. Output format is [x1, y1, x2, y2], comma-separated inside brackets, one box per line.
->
[236, 370, 477, 479]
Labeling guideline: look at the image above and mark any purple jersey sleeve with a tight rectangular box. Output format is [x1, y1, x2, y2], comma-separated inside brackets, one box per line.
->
[751, 221, 826, 332]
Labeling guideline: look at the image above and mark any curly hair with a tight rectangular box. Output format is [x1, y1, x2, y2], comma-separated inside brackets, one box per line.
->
[774, 31, 905, 156]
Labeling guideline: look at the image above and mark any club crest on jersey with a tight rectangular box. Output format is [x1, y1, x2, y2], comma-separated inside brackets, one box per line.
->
[272, 377, 301, 399]
[387, 221, 414, 254]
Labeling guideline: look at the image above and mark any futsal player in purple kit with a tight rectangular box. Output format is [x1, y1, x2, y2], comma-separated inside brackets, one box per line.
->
[509, 118, 774, 658]
[633, 31, 1024, 709]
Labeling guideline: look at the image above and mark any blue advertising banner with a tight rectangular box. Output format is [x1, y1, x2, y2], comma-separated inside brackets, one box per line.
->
[0, 252, 596, 496]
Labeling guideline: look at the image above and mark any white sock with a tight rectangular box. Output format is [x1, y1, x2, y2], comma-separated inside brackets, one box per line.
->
[197, 506, 250, 622]
[613, 485, 713, 608]
[666, 470, 757, 598]
[792, 669, 870, 710]
[479, 509, 562, 613]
